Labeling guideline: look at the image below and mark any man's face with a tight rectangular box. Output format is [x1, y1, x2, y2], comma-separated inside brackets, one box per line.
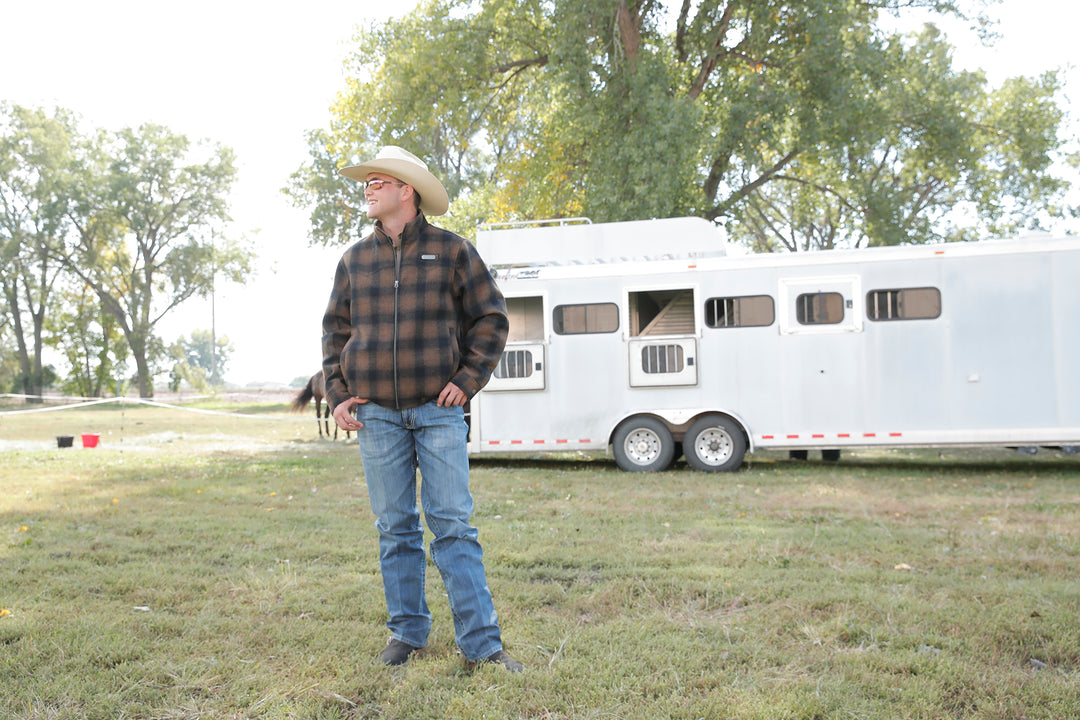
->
[364, 173, 407, 221]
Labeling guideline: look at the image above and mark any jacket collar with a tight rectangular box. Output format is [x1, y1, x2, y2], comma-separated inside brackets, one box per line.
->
[374, 211, 429, 246]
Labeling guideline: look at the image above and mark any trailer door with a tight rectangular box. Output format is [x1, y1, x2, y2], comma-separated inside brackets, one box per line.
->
[486, 295, 547, 391]
[626, 288, 699, 387]
[775, 275, 865, 431]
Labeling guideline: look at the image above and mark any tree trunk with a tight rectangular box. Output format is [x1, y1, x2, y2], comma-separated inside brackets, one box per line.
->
[5, 285, 42, 401]
[133, 351, 153, 398]
[129, 333, 154, 398]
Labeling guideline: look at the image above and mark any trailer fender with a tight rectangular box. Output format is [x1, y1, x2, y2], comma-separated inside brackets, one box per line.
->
[639, 409, 754, 454]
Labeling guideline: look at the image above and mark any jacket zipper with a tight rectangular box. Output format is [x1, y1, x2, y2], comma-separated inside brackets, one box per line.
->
[392, 237, 402, 409]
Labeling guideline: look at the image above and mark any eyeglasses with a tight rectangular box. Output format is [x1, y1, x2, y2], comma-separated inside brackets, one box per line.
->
[363, 179, 405, 192]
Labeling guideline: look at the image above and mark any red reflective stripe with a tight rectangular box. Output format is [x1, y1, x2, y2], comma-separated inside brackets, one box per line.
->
[760, 431, 903, 440]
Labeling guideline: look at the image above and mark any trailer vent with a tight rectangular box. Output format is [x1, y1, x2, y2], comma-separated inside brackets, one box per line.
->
[641, 344, 685, 374]
[494, 349, 535, 379]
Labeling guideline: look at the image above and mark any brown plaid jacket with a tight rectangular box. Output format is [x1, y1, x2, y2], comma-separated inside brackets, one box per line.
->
[321, 213, 508, 411]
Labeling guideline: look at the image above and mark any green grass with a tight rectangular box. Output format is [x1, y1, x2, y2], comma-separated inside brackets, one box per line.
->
[1, 397, 1079, 719]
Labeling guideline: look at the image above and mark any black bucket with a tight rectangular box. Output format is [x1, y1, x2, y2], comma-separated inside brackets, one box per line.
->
[57, 435, 74, 448]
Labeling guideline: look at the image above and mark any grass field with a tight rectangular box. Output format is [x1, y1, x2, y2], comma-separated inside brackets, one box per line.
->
[1, 396, 1078, 719]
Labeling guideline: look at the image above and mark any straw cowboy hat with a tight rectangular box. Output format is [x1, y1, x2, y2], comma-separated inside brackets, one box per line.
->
[339, 146, 450, 216]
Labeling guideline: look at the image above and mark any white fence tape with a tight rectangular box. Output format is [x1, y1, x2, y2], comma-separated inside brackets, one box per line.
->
[0, 394, 322, 422]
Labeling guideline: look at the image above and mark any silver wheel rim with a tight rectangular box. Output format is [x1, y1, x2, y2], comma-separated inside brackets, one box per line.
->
[694, 427, 733, 466]
[624, 428, 662, 465]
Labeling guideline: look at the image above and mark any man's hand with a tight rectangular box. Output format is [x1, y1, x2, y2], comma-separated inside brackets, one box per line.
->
[332, 397, 368, 431]
[437, 382, 467, 407]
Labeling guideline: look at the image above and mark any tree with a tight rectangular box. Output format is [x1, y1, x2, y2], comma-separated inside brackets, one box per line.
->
[46, 279, 129, 398]
[288, 0, 1076, 250]
[733, 26, 1076, 250]
[59, 124, 253, 397]
[168, 329, 233, 392]
[0, 104, 78, 397]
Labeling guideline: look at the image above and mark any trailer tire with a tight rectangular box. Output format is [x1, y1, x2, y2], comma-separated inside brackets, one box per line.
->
[612, 417, 676, 472]
[683, 415, 746, 472]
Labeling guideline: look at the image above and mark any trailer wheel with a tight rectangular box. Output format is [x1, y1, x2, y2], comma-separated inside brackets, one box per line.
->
[683, 415, 746, 472]
[612, 417, 676, 472]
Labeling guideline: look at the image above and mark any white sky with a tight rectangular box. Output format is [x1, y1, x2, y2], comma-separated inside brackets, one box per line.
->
[2, 0, 1078, 387]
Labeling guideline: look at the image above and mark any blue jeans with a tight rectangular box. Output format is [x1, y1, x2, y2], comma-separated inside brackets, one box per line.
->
[355, 400, 503, 661]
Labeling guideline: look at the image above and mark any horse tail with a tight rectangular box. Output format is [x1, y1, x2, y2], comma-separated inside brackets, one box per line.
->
[291, 380, 315, 412]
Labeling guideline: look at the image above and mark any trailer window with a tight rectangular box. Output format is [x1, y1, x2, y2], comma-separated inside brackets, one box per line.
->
[796, 292, 844, 325]
[629, 289, 695, 336]
[705, 295, 775, 328]
[506, 296, 544, 341]
[553, 303, 619, 334]
[866, 288, 941, 321]
[641, 344, 685, 374]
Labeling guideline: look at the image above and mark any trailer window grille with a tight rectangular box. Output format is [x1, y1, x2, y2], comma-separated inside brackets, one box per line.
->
[553, 303, 619, 334]
[641, 344, 685, 374]
[705, 295, 775, 328]
[866, 287, 941, 321]
[493, 349, 534, 379]
[796, 292, 845, 325]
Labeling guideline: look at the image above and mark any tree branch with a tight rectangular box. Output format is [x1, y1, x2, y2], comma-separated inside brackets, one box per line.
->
[492, 56, 549, 74]
[614, 0, 641, 64]
[675, 0, 692, 62]
[688, 2, 734, 100]
[708, 149, 800, 220]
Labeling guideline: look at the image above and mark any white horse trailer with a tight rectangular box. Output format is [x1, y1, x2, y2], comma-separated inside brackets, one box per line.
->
[466, 217, 1080, 472]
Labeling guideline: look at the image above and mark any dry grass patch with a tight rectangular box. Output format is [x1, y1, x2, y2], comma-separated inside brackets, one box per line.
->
[1, 399, 1078, 718]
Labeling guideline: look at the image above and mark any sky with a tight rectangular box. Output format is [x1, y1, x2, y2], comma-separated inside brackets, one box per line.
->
[2, 0, 1078, 387]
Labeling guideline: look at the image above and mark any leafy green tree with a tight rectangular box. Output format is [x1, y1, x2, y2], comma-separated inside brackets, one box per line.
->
[167, 329, 232, 391]
[0, 104, 78, 398]
[0, 312, 23, 393]
[46, 280, 129, 398]
[288, 0, 1075, 250]
[59, 124, 253, 397]
[733, 26, 1077, 250]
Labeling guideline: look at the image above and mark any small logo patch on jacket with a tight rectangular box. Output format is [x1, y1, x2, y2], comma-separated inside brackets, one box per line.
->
[420, 254, 439, 262]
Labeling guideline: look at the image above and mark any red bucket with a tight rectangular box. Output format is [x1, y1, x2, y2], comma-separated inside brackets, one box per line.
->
[81, 434, 100, 448]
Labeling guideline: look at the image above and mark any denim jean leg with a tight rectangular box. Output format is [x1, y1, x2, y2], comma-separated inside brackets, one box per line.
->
[356, 402, 431, 649]
[414, 402, 503, 660]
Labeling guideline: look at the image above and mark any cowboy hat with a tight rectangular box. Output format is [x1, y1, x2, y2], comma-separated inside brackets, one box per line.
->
[339, 146, 450, 216]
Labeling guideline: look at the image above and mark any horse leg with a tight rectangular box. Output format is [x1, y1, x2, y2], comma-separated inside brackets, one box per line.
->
[323, 403, 335, 440]
[315, 398, 324, 438]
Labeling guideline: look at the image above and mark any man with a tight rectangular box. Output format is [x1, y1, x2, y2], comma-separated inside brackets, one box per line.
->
[322, 146, 521, 672]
